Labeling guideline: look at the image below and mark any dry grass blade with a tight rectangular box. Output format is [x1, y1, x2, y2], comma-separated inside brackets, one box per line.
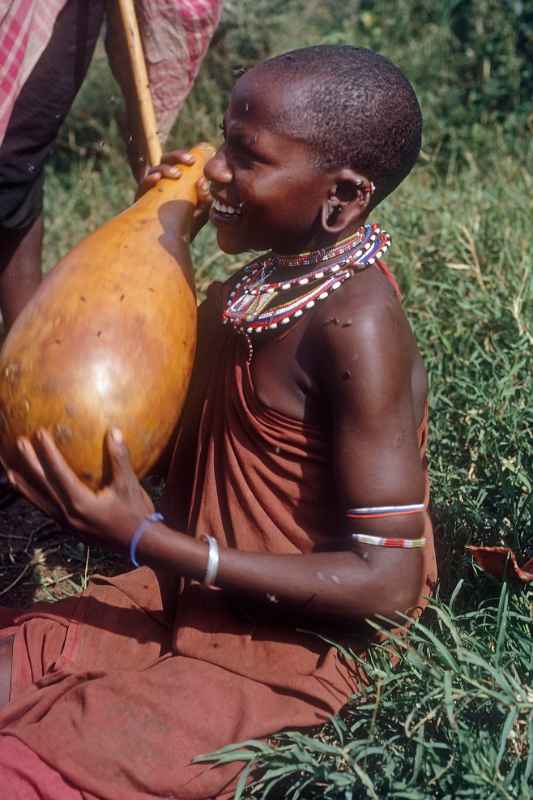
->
[0, 561, 34, 597]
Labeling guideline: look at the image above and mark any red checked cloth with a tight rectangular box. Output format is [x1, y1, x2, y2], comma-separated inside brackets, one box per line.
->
[0, 0, 66, 146]
[0, 0, 223, 147]
[115, 0, 224, 143]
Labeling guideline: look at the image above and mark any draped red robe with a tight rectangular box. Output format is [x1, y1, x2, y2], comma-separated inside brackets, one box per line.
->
[0, 274, 437, 799]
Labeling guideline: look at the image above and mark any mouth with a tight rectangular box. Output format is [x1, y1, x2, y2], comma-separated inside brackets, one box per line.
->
[210, 197, 244, 223]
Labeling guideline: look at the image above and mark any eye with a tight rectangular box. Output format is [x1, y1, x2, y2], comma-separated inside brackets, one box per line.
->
[232, 146, 257, 169]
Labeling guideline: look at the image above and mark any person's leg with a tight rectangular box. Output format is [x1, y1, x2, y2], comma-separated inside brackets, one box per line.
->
[0, 0, 105, 332]
[0, 217, 43, 332]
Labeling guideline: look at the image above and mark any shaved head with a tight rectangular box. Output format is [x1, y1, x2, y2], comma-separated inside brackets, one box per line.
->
[240, 46, 422, 207]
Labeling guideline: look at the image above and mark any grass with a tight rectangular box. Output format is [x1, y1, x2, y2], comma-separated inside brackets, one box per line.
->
[200, 583, 533, 799]
[6, 4, 533, 797]
[378, 148, 532, 593]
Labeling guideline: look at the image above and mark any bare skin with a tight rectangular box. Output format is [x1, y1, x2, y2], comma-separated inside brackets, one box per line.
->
[0, 215, 43, 333]
[6, 66, 429, 660]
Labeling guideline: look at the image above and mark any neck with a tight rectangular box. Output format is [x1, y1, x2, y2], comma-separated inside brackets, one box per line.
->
[269, 227, 367, 277]
[271, 218, 369, 258]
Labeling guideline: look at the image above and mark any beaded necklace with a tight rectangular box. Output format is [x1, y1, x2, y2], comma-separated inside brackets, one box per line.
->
[223, 224, 390, 361]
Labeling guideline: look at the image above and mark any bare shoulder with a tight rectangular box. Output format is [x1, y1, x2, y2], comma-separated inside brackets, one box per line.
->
[308, 265, 426, 417]
[310, 265, 416, 368]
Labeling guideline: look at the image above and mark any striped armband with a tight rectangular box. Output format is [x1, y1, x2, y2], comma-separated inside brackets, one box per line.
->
[346, 503, 425, 521]
[346, 504, 426, 549]
[351, 533, 426, 549]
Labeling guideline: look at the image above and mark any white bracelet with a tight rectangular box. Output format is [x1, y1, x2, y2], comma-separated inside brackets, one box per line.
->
[201, 535, 220, 586]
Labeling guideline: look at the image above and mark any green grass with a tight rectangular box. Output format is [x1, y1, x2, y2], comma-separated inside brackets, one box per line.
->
[200, 583, 532, 799]
[37, 3, 533, 796]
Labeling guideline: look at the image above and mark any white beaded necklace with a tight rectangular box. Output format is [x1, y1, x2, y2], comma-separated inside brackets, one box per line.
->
[223, 223, 391, 361]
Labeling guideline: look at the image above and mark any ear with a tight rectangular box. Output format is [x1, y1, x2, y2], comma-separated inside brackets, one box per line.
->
[320, 169, 375, 234]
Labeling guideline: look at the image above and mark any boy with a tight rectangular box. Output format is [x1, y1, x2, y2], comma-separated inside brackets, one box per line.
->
[0, 45, 436, 799]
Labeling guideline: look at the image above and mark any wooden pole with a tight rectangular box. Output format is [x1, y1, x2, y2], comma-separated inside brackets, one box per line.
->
[116, 0, 162, 167]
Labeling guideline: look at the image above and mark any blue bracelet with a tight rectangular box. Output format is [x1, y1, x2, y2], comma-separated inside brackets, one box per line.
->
[129, 512, 164, 567]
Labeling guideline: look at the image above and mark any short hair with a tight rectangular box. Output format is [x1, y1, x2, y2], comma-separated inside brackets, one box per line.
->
[249, 45, 422, 207]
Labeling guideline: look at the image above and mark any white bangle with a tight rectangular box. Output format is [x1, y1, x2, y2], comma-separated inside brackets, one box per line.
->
[201, 535, 220, 586]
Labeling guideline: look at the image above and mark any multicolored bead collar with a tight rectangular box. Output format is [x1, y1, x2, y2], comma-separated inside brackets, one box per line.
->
[223, 223, 391, 340]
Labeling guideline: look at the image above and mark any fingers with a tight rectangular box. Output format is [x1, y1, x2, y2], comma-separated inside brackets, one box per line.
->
[196, 176, 213, 207]
[136, 165, 179, 199]
[137, 171, 162, 195]
[15, 436, 47, 482]
[135, 150, 196, 198]
[148, 164, 181, 180]
[105, 428, 136, 487]
[7, 467, 62, 520]
[104, 429, 155, 516]
[24, 431, 89, 512]
[147, 149, 196, 179]
[160, 149, 195, 167]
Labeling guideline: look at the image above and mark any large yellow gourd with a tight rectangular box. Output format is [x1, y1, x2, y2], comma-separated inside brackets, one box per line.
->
[0, 142, 214, 488]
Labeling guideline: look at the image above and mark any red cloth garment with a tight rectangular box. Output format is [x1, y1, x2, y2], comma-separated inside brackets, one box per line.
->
[0, 276, 437, 799]
[0, 736, 83, 800]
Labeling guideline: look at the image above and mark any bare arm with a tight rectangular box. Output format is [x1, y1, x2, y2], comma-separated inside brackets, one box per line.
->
[138, 298, 427, 623]
[10, 288, 428, 628]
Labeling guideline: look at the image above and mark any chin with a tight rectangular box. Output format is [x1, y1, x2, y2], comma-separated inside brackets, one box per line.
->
[216, 236, 246, 255]
[215, 228, 255, 255]
[213, 221, 276, 256]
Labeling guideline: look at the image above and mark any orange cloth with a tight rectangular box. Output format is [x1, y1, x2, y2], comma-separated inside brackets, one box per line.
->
[0, 279, 437, 799]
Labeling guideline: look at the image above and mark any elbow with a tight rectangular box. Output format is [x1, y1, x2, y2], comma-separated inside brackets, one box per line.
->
[381, 582, 422, 623]
[365, 552, 425, 624]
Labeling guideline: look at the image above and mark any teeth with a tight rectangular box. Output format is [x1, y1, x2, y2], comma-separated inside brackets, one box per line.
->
[213, 198, 242, 215]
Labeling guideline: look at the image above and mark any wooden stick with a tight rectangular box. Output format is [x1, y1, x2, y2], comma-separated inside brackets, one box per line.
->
[117, 0, 162, 167]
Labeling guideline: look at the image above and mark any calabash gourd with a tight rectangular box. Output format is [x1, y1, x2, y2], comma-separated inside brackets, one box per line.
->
[0, 142, 215, 488]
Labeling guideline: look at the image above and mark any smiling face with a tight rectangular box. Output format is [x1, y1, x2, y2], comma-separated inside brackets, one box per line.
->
[204, 70, 337, 255]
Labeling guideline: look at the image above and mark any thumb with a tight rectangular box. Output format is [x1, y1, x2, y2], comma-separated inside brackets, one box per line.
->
[196, 176, 212, 207]
[106, 428, 134, 483]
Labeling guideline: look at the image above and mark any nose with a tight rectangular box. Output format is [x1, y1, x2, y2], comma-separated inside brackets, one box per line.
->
[204, 146, 233, 186]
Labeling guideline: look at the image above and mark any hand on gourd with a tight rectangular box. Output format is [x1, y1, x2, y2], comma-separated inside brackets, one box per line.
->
[7, 429, 154, 551]
[136, 149, 212, 240]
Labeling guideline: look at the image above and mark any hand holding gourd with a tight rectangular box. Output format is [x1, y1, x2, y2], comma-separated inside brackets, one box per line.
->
[0, 142, 215, 489]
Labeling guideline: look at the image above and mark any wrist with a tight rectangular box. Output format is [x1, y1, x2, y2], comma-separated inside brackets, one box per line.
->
[95, 508, 148, 553]
[130, 512, 165, 567]
[133, 521, 219, 584]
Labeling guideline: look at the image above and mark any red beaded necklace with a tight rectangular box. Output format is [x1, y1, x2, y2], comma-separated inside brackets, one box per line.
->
[223, 224, 390, 352]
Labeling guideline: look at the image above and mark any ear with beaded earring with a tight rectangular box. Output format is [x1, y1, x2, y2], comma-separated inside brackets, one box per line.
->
[321, 171, 375, 234]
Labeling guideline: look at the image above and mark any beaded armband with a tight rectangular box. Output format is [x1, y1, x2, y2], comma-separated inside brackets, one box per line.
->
[346, 504, 426, 549]
[351, 533, 426, 549]
[347, 503, 425, 520]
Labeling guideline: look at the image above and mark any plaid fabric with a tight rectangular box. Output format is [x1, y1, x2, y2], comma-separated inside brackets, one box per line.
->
[109, 0, 224, 142]
[0, 0, 66, 146]
[0, 0, 223, 147]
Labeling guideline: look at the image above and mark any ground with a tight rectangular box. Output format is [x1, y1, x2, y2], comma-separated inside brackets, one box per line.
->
[0, 479, 161, 608]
